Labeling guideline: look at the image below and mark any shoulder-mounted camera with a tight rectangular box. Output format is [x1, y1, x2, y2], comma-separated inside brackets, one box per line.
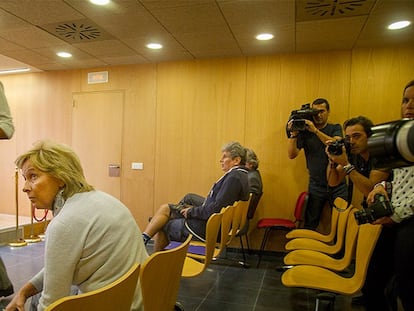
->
[289, 103, 320, 131]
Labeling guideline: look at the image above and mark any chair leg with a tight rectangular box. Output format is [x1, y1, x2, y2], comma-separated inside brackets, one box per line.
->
[238, 236, 250, 268]
[315, 293, 336, 311]
[257, 228, 272, 268]
[245, 234, 251, 254]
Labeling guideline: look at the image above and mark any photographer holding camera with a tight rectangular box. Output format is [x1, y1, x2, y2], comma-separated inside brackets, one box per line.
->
[287, 98, 347, 230]
[326, 116, 390, 207]
[326, 116, 393, 308]
[360, 80, 414, 311]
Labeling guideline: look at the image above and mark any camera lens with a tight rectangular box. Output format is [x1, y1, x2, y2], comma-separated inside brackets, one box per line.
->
[327, 143, 343, 155]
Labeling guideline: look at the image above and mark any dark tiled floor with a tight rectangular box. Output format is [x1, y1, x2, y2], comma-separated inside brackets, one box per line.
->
[0, 241, 365, 310]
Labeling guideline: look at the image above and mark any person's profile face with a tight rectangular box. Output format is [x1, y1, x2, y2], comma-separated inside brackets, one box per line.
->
[219, 151, 240, 172]
[401, 85, 414, 118]
[21, 160, 64, 210]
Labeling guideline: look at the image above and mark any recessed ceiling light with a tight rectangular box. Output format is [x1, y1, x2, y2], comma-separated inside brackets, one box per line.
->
[256, 33, 274, 41]
[146, 43, 163, 50]
[57, 52, 72, 58]
[89, 0, 110, 5]
[388, 20, 411, 30]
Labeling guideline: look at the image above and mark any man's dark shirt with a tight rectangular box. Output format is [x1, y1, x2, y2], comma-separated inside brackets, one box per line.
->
[297, 123, 347, 197]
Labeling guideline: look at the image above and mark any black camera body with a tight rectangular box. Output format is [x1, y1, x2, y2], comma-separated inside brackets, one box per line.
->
[327, 138, 351, 156]
[354, 194, 393, 225]
[289, 103, 320, 131]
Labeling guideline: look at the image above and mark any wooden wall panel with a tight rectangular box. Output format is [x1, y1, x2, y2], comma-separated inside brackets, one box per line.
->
[350, 47, 414, 124]
[154, 58, 247, 209]
[1, 71, 80, 216]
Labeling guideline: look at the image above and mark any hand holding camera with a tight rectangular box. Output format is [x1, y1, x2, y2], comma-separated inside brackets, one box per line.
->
[354, 193, 393, 225]
[286, 103, 320, 137]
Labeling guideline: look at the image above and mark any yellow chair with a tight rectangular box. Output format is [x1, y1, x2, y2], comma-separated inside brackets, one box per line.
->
[237, 192, 263, 254]
[284, 208, 359, 271]
[228, 195, 251, 245]
[140, 234, 191, 311]
[181, 209, 223, 278]
[285, 199, 341, 243]
[44, 263, 140, 311]
[187, 197, 251, 267]
[186, 203, 235, 260]
[231, 195, 252, 266]
[284, 200, 353, 255]
[281, 223, 382, 309]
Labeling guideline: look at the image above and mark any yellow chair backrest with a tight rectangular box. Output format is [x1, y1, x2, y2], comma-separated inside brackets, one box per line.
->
[229, 194, 251, 243]
[286, 201, 341, 243]
[181, 209, 224, 278]
[140, 234, 191, 310]
[285, 198, 353, 254]
[187, 203, 234, 260]
[44, 263, 140, 311]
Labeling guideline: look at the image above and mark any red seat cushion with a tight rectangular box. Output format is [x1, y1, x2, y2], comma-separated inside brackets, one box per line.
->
[256, 218, 296, 230]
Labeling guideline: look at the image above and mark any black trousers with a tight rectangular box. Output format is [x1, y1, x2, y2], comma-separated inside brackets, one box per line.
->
[362, 227, 396, 311]
[362, 217, 414, 311]
[394, 216, 414, 310]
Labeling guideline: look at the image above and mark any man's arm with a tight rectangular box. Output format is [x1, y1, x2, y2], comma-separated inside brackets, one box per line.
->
[287, 136, 301, 159]
[326, 142, 390, 196]
[305, 119, 341, 145]
[327, 161, 346, 187]
[348, 169, 390, 198]
[287, 120, 301, 159]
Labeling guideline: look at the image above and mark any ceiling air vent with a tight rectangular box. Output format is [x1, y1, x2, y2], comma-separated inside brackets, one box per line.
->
[296, 0, 375, 21]
[56, 23, 101, 41]
[40, 19, 113, 43]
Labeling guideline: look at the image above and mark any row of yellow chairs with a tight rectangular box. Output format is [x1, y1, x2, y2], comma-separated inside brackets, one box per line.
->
[171, 194, 252, 269]
[280, 197, 382, 310]
[45, 196, 253, 311]
[45, 234, 193, 311]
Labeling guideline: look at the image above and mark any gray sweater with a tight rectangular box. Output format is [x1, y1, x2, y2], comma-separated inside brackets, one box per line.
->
[30, 191, 148, 311]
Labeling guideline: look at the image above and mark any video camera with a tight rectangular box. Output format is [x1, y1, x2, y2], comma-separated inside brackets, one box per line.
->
[289, 103, 320, 131]
[368, 118, 414, 169]
[354, 194, 393, 225]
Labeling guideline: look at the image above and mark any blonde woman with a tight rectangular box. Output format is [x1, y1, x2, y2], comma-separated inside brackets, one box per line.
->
[6, 141, 148, 311]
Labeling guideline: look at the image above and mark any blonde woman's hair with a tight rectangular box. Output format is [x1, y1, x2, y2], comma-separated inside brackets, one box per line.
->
[15, 140, 94, 199]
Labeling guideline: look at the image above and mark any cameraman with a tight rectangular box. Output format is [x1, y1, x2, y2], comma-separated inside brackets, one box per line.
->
[287, 98, 347, 230]
[326, 116, 392, 309]
[364, 79, 414, 311]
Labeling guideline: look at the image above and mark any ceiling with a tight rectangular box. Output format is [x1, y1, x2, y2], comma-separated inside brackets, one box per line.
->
[0, 0, 413, 73]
